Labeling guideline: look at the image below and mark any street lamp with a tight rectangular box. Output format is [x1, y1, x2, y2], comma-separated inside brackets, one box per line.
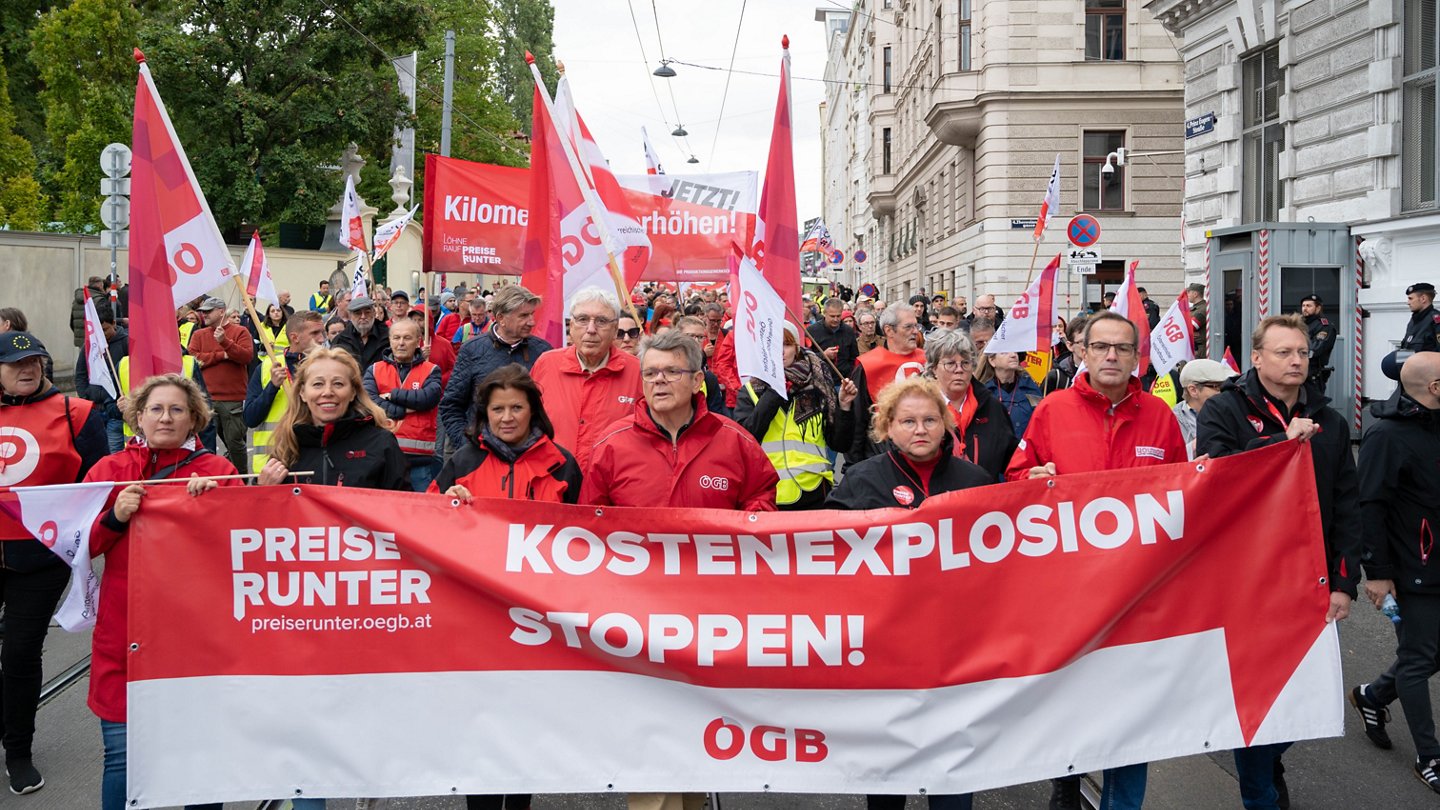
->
[687, 155, 699, 164]
[653, 60, 677, 78]
[1102, 147, 1184, 174]
[672, 124, 689, 137]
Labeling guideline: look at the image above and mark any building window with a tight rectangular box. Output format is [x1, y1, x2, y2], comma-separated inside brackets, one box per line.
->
[1083, 131, 1125, 210]
[959, 0, 973, 71]
[1403, 0, 1438, 211]
[882, 127, 892, 174]
[1242, 46, 1285, 221]
[883, 46, 892, 92]
[1085, 0, 1125, 61]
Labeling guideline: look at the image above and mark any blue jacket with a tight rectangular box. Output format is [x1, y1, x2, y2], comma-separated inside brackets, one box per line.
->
[438, 330, 553, 444]
[986, 373, 1043, 439]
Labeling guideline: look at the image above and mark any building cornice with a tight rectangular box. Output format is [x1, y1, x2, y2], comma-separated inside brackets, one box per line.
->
[1144, 0, 1232, 35]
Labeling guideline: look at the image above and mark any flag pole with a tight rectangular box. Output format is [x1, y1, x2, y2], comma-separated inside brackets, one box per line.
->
[107, 470, 314, 487]
[230, 275, 284, 373]
[527, 54, 643, 325]
[1024, 237, 1042, 287]
[779, 300, 844, 382]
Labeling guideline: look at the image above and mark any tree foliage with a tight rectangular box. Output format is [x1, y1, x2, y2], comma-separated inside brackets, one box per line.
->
[0, 61, 45, 229]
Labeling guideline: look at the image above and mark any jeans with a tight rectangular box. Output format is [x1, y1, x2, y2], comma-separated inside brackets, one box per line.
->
[866, 793, 973, 809]
[407, 456, 442, 493]
[1366, 591, 1440, 759]
[1233, 742, 1292, 810]
[1098, 763, 1148, 810]
[104, 417, 125, 453]
[0, 562, 68, 762]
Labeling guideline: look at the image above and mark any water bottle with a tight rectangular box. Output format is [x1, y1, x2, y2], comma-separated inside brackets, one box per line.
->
[1382, 593, 1402, 624]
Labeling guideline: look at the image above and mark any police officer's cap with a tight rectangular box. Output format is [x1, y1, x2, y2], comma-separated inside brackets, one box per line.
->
[1300, 293, 1322, 305]
[0, 331, 49, 364]
[1407, 282, 1436, 296]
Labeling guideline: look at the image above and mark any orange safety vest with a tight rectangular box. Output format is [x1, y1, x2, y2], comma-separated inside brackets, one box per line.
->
[0, 395, 93, 539]
[369, 359, 439, 456]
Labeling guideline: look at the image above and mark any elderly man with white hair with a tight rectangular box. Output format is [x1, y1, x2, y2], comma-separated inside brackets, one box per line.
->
[529, 287, 643, 471]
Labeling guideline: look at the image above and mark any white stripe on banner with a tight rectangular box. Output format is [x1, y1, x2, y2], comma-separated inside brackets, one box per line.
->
[127, 627, 1340, 807]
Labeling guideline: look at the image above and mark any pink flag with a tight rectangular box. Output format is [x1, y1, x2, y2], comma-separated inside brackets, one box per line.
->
[1108, 260, 1152, 376]
[240, 231, 278, 305]
[986, 255, 1061, 355]
[752, 36, 802, 318]
[1034, 154, 1061, 242]
[1150, 291, 1195, 376]
[520, 73, 590, 345]
[129, 50, 235, 381]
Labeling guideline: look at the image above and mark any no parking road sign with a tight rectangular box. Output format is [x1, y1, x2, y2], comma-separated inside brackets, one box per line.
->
[1067, 214, 1101, 248]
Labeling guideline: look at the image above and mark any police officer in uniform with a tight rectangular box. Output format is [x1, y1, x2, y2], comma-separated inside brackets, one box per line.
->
[1300, 294, 1336, 388]
[1401, 282, 1440, 353]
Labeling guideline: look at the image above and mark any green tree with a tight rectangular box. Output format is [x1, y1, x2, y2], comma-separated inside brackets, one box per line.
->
[29, 0, 140, 230]
[494, 0, 556, 134]
[0, 0, 56, 150]
[0, 61, 45, 230]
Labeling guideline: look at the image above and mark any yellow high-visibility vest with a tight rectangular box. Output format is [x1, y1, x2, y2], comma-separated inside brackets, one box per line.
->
[246, 362, 290, 474]
[178, 321, 196, 348]
[1151, 373, 1179, 408]
[117, 355, 199, 438]
[745, 383, 833, 505]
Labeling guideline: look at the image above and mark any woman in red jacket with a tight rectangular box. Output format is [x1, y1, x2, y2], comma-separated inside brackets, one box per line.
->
[82, 374, 242, 810]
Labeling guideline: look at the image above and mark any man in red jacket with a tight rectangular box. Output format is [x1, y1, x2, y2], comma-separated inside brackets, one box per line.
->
[583, 330, 776, 810]
[1004, 310, 1186, 810]
[529, 289, 641, 472]
[188, 296, 255, 470]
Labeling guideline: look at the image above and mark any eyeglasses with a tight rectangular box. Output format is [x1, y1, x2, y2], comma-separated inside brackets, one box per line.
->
[571, 315, 617, 329]
[617, 327, 642, 339]
[1085, 342, 1138, 357]
[641, 367, 695, 382]
[1195, 382, 1225, 391]
[937, 359, 973, 372]
[143, 405, 189, 419]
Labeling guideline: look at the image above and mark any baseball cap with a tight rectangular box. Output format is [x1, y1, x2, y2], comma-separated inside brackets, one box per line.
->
[391, 290, 410, 302]
[1179, 359, 1239, 387]
[196, 296, 226, 312]
[348, 295, 375, 312]
[0, 331, 49, 364]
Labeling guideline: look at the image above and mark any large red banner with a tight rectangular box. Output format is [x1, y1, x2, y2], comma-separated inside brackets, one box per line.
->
[422, 153, 755, 281]
[126, 442, 1342, 807]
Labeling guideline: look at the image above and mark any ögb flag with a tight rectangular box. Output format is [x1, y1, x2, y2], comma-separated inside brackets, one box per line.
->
[372, 206, 418, 263]
[1109, 260, 1153, 376]
[800, 219, 830, 253]
[239, 231, 277, 306]
[0, 482, 112, 630]
[82, 290, 117, 399]
[349, 251, 369, 300]
[986, 254, 1060, 355]
[642, 126, 664, 175]
[1034, 154, 1062, 242]
[752, 36, 801, 318]
[339, 174, 367, 253]
[124, 441, 1341, 806]
[1150, 292, 1195, 377]
[129, 50, 235, 380]
[734, 253, 788, 397]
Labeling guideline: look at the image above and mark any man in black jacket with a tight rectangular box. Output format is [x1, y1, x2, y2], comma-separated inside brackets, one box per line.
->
[806, 297, 859, 385]
[438, 285, 552, 445]
[1349, 351, 1440, 792]
[332, 295, 390, 371]
[1196, 313, 1361, 810]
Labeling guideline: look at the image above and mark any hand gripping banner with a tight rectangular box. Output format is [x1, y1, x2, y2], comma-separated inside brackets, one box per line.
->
[126, 441, 1342, 807]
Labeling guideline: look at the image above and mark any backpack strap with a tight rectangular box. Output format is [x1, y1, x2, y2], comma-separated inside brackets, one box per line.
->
[147, 448, 214, 482]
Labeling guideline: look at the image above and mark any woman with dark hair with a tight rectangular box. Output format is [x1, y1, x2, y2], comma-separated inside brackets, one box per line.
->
[432, 363, 581, 506]
[0, 307, 27, 332]
[432, 364, 579, 810]
[256, 304, 289, 352]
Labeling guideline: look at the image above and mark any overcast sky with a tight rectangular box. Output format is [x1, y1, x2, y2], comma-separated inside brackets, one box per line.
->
[552, 0, 836, 221]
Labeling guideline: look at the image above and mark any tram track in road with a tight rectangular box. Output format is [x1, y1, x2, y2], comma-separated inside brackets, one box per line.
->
[39, 652, 91, 707]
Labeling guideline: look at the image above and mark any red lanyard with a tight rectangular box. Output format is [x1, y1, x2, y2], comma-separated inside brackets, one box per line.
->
[1423, 518, 1434, 566]
[1262, 397, 1292, 430]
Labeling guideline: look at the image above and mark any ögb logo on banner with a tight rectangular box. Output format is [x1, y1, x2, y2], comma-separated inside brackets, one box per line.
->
[0, 426, 40, 485]
[892, 486, 915, 506]
[699, 475, 730, 491]
[895, 362, 925, 383]
[703, 717, 828, 763]
[35, 520, 59, 549]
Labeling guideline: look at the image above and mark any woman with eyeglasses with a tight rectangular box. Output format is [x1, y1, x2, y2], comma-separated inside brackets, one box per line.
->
[924, 329, 1017, 479]
[82, 373, 241, 810]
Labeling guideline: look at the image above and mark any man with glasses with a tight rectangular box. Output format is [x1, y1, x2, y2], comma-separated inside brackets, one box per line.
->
[529, 289, 641, 473]
[847, 303, 929, 462]
[333, 294, 391, 371]
[1172, 359, 1237, 459]
[1348, 352, 1440, 794]
[1005, 310, 1185, 810]
[972, 294, 1005, 328]
[1196, 314, 1361, 810]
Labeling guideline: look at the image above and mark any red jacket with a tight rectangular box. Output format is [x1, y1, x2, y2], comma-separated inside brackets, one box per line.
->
[187, 321, 255, 400]
[529, 347, 642, 472]
[84, 442, 241, 722]
[582, 395, 779, 511]
[711, 330, 741, 409]
[1004, 372, 1187, 481]
[426, 337, 456, 387]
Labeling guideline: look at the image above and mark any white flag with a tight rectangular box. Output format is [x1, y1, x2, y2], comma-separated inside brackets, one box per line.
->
[987, 255, 1060, 355]
[1150, 292, 1195, 376]
[734, 254, 788, 398]
[82, 291, 117, 399]
[239, 231, 277, 306]
[350, 251, 369, 300]
[642, 126, 664, 176]
[1034, 154, 1061, 242]
[339, 174, 367, 253]
[372, 206, 417, 263]
[5, 482, 112, 630]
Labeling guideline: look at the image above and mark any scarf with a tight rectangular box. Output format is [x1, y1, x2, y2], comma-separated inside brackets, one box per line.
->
[481, 424, 543, 463]
[785, 350, 838, 426]
[947, 386, 978, 459]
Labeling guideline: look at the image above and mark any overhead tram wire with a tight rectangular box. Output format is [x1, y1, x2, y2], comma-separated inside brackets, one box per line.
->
[650, 0, 697, 158]
[626, 0, 688, 158]
[671, 57, 937, 94]
[706, 0, 748, 169]
[821, 0, 941, 36]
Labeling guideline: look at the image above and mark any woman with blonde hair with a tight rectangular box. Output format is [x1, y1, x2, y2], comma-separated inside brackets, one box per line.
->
[257, 348, 407, 489]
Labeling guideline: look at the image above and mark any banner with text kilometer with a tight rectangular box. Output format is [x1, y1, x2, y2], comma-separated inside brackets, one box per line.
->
[422, 152, 757, 280]
[126, 440, 1342, 807]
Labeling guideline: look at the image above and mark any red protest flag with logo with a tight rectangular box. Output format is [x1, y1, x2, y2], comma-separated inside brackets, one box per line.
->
[1109, 259, 1152, 377]
[128, 50, 236, 380]
[519, 79, 586, 346]
[751, 36, 801, 318]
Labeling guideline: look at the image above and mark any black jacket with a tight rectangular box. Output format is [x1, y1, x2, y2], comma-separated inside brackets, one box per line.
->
[333, 320, 391, 371]
[1358, 391, 1440, 593]
[955, 383, 1019, 481]
[1041, 355, 1078, 397]
[1195, 370, 1361, 597]
[290, 411, 409, 490]
[826, 433, 994, 510]
[74, 326, 129, 419]
[438, 330, 553, 444]
[1401, 304, 1440, 353]
[806, 321, 859, 382]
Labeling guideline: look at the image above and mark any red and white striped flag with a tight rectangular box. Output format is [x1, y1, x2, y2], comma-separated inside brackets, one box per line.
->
[1109, 260, 1153, 377]
[0, 482, 112, 630]
[986, 255, 1060, 355]
[642, 126, 664, 176]
[239, 230, 277, 305]
[1034, 154, 1061, 243]
[751, 36, 802, 319]
[339, 175, 367, 253]
[372, 206, 418, 263]
[82, 290, 117, 399]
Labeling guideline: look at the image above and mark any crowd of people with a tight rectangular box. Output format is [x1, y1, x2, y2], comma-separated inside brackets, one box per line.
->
[0, 271, 1438, 810]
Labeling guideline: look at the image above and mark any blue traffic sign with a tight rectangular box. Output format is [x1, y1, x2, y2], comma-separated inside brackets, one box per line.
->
[853, 249, 867, 264]
[830, 249, 845, 264]
[1067, 215, 1101, 248]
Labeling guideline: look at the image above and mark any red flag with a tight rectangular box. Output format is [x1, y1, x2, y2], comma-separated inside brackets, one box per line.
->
[1223, 346, 1242, 374]
[1108, 260, 1152, 377]
[752, 36, 801, 317]
[519, 81, 582, 346]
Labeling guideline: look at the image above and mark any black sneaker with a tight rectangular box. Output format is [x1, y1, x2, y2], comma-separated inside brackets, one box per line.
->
[5, 759, 43, 795]
[1417, 758, 1440, 794]
[1350, 684, 1394, 749]
[1273, 757, 1290, 810]
[1048, 776, 1082, 810]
